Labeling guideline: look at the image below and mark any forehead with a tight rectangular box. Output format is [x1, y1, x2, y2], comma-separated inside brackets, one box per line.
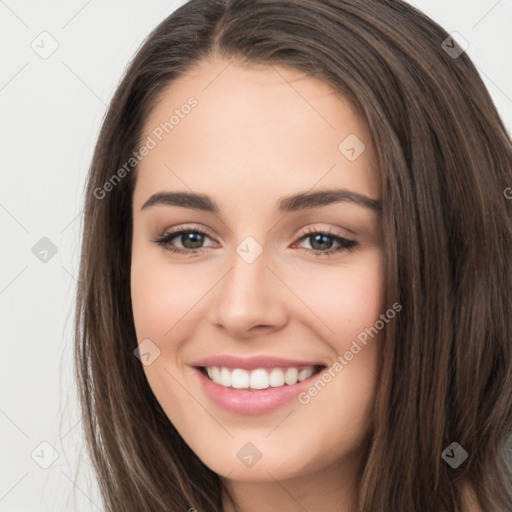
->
[134, 56, 380, 213]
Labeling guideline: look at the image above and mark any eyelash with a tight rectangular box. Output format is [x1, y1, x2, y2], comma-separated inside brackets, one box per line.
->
[153, 225, 359, 258]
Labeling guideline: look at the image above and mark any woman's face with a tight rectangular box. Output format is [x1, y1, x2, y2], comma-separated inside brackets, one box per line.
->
[131, 56, 384, 484]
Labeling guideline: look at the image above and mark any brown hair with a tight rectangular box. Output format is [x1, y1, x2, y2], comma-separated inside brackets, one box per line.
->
[74, 0, 512, 510]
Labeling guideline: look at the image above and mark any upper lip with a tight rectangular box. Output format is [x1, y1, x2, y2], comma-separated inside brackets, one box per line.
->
[191, 355, 326, 370]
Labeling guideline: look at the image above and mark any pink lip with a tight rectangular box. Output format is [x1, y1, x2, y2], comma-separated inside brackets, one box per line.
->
[191, 354, 323, 370]
[192, 365, 324, 415]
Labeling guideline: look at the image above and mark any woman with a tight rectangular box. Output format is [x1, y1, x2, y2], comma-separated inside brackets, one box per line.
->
[75, 0, 512, 510]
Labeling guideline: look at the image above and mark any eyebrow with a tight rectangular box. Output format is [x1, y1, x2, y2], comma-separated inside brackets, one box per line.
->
[141, 189, 382, 214]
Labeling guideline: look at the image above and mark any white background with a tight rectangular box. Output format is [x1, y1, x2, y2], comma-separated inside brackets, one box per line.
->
[1, 1, 511, 510]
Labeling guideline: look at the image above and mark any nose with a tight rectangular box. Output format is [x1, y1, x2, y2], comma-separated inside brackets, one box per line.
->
[208, 248, 289, 339]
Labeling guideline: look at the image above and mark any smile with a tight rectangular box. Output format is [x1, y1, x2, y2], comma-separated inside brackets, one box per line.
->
[201, 365, 323, 390]
[191, 356, 327, 415]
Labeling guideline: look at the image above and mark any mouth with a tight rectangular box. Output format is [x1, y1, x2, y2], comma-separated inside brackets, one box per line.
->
[190, 355, 328, 414]
[196, 364, 326, 391]
[193, 362, 327, 415]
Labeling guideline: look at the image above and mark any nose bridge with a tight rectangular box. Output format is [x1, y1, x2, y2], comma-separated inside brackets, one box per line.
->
[222, 241, 273, 310]
[209, 238, 288, 336]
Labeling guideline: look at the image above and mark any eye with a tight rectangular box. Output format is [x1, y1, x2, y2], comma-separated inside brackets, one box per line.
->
[293, 227, 359, 257]
[153, 227, 216, 257]
[153, 225, 359, 257]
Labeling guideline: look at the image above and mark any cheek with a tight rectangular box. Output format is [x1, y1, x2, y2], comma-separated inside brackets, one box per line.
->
[130, 244, 205, 419]
[130, 241, 208, 344]
[286, 249, 384, 345]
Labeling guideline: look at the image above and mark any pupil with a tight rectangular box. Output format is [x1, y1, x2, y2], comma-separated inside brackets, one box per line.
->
[183, 233, 203, 249]
[311, 234, 332, 251]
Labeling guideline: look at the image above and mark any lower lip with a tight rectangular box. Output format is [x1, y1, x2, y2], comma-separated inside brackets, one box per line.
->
[193, 367, 321, 415]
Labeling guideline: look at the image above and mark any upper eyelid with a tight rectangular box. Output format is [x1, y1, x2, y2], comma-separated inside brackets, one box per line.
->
[163, 224, 218, 243]
[160, 224, 354, 245]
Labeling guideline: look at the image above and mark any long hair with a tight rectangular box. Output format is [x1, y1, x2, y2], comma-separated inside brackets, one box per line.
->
[74, 1, 512, 510]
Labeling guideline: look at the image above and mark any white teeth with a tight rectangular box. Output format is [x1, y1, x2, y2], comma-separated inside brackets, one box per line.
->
[231, 369, 249, 389]
[204, 365, 317, 390]
[249, 369, 269, 389]
[269, 368, 285, 387]
[220, 367, 231, 387]
[284, 367, 299, 385]
[211, 366, 221, 383]
[298, 367, 314, 382]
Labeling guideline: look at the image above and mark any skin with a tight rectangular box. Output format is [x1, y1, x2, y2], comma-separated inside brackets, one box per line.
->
[130, 55, 385, 512]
